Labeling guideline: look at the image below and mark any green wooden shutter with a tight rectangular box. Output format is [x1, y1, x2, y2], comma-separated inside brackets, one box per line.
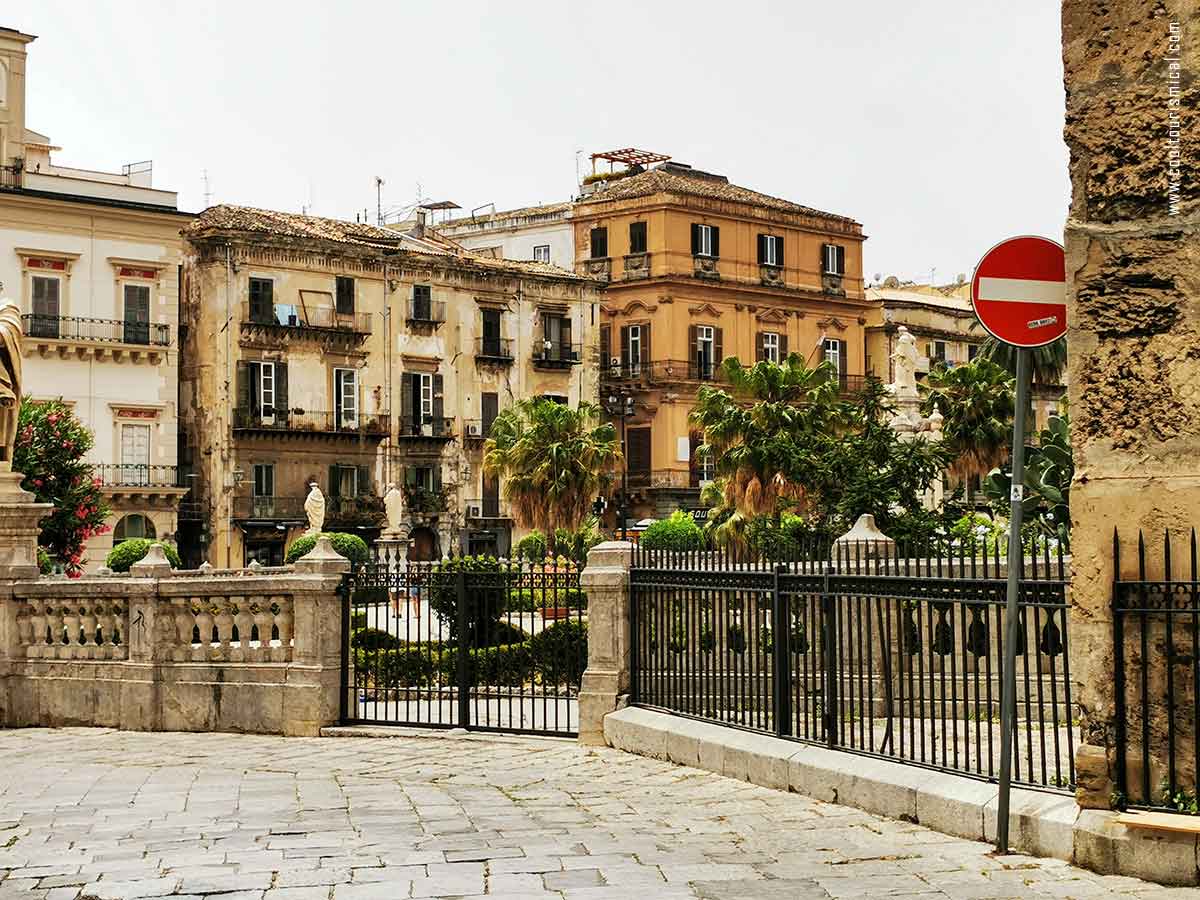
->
[714, 328, 724, 365]
[780, 334, 789, 359]
[599, 324, 610, 365]
[756, 332, 765, 362]
[641, 322, 651, 364]
[711, 226, 720, 258]
[432, 374, 444, 430]
[620, 325, 630, 367]
[275, 362, 288, 422]
[757, 234, 766, 265]
[328, 465, 340, 497]
[836, 246, 845, 275]
[357, 465, 370, 496]
[690, 224, 700, 255]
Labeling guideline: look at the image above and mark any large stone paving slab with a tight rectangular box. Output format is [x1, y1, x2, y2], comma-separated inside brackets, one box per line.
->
[0, 728, 1196, 899]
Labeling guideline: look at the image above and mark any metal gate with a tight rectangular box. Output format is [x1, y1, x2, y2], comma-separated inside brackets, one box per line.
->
[341, 553, 585, 736]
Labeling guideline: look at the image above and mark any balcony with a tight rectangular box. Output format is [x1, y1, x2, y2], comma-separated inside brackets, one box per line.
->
[94, 463, 191, 507]
[406, 298, 446, 328]
[232, 495, 305, 522]
[404, 484, 450, 515]
[581, 257, 611, 281]
[693, 255, 720, 281]
[625, 469, 704, 491]
[465, 498, 510, 521]
[232, 408, 389, 440]
[475, 336, 514, 364]
[21, 314, 171, 363]
[241, 302, 370, 349]
[0, 164, 23, 191]
[760, 264, 784, 287]
[326, 494, 386, 528]
[397, 416, 455, 442]
[532, 341, 581, 369]
[623, 252, 651, 281]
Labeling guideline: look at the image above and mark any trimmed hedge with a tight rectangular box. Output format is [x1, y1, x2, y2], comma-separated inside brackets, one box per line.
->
[357, 620, 587, 690]
[284, 532, 370, 567]
[640, 510, 704, 552]
[351, 627, 400, 651]
[514, 531, 547, 562]
[507, 587, 588, 612]
[350, 611, 368, 630]
[428, 555, 509, 644]
[105, 539, 181, 572]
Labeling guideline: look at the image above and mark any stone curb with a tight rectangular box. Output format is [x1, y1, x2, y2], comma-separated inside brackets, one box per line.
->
[602, 706, 1200, 886]
[321, 724, 576, 746]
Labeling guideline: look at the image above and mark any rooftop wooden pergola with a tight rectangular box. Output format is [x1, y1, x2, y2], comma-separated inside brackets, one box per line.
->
[589, 148, 671, 175]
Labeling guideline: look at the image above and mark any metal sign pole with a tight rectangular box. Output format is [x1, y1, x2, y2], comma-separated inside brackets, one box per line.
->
[996, 347, 1030, 854]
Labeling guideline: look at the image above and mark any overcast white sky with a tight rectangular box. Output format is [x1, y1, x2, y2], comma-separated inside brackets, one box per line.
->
[13, 1, 1068, 283]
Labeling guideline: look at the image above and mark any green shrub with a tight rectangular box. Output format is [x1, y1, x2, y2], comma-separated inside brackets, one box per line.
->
[37, 546, 53, 575]
[640, 510, 704, 552]
[351, 627, 399, 651]
[429, 555, 510, 645]
[491, 621, 528, 645]
[105, 539, 181, 573]
[284, 532, 370, 568]
[514, 531, 547, 562]
[507, 587, 588, 612]
[358, 646, 437, 688]
[441, 642, 535, 686]
[350, 611, 368, 630]
[527, 620, 588, 686]
[554, 517, 603, 567]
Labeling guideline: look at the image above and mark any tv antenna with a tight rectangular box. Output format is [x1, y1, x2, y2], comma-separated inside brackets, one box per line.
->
[375, 176, 385, 225]
[202, 169, 213, 208]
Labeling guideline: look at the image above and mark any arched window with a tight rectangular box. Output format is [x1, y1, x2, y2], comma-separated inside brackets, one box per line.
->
[113, 514, 155, 541]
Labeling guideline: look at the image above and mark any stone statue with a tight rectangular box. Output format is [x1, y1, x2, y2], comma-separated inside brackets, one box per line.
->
[303, 482, 325, 536]
[382, 482, 403, 536]
[889, 325, 920, 401]
[0, 300, 23, 467]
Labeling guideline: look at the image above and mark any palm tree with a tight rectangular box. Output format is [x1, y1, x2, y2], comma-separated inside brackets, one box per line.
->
[689, 354, 847, 521]
[920, 358, 1015, 496]
[981, 335, 1067, 387]
[482, 399, 621, 552]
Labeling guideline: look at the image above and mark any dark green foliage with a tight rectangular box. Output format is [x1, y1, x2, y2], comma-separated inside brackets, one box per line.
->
[527, 620, 588, 685]
[491, 621, 528, 645]
[641, 510, 704, 552]
[284, 532, 370, 567]
[983, 412, 1073, 550]
[514, 531, 548, 562]
[105, 539, 181, 572]
[351, 586, 388, 606]
[428, 555, 509, 644]
[350, 611, 368, 630]
[507, 587, 588, 612]
[351, 627, 400, 651]
[37, 547, 53, 575]
[554, 517, 603, 567]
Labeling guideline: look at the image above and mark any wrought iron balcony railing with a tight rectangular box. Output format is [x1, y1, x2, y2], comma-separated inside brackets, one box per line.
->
[232, 408, 389, 437]
[397, 416, 454, 439]
[407, 298, 446, 325]
[243, 302, 370, 335]
[326, 494, 385, 524]
[461, 419, 495, 441]
[0, 164, 22, 191]
[94, 464, 182, 487]
[475, 336, 514, 361]
[601, 359, 870, 395]
[532, 341, 582, 367]
[232, 495, 306, 520]
[22, 314, 171, 347]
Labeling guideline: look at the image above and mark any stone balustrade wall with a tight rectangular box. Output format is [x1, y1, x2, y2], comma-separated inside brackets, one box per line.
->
[0, 548, 348, 736]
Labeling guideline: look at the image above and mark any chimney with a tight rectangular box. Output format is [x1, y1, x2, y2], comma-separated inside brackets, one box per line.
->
[414, 208, 426, 239]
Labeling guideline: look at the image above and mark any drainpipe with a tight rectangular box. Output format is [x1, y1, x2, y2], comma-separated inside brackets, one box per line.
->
[383, 259, 393, 487]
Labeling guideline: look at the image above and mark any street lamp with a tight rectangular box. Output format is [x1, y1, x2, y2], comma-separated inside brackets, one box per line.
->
[605, 391, 635, 541]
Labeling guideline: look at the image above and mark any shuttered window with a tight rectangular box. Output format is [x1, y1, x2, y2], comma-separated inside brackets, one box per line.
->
[335, 276, 355, 314]
[249, 277, 273, 323]
[626, 427, 652, 475]
[590, 228, 608, 259]
[822, 244, 846, 275]
[691, 224, 719, 257]
[758, 234, 783, 266]
[629, 221, 647, 254]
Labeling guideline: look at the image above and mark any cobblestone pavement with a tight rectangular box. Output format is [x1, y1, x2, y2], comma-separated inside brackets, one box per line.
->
[1, 728, 1197, 900]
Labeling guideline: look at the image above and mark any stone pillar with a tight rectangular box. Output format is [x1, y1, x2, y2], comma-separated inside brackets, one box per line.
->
[1062, 2, 1199, 807]
[0, 466, 52, 580]
[578, 540, 632, 746]
[288, 535, 351, 736]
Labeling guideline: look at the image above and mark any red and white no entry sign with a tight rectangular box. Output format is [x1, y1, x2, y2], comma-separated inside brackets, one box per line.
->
[970, 235, 1066, 348]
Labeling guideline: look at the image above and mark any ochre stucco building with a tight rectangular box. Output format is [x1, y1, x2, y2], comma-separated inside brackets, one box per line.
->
[180, 205, 600, 567]
[574, 160, 869, 522]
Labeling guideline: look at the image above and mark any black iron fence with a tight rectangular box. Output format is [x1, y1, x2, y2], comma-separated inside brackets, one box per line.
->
[342, 554, 586, 736]
[1113, 529, 1200, 812]
[630, 538, 1076, 792]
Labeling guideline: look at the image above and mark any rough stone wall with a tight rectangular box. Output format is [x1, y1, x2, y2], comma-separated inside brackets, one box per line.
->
[1063, 0, 1200, 807]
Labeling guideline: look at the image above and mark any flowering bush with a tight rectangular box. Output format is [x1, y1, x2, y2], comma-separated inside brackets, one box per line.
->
[14, 399, 111, 577]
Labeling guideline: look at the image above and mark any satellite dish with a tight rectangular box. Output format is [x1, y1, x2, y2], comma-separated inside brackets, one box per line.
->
[873, 272, 882, 282]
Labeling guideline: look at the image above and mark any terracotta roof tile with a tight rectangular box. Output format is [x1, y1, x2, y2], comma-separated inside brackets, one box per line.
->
[438, 201, 571, 230]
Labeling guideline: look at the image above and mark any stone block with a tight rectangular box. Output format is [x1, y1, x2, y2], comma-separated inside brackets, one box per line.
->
[603, 707, 667, 760]
[983, 788, 1079, 862]
[913, 775, 994, 841]
[1073, 808, 1200, 885]
[1074, 744, 1112, 810]
[788, 746, 928, 822]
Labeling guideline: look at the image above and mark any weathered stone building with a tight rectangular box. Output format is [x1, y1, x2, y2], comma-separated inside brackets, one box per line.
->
[1063, 1, 1199, 808]
[180, 205, 601, 567]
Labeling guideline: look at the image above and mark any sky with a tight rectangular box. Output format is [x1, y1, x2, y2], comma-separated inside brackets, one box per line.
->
[12, 1, 1069, 284]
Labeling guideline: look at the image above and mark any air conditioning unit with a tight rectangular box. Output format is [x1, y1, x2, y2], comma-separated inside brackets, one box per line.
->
[468, 504, 481, 518]
[610, 356, 621, 376]
[467, 422, 481, 437]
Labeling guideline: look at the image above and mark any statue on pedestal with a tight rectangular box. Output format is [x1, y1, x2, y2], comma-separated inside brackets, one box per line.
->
[0, 300, 23, 467]
[303, 482, 325, 536]
[889, 326, 920, 401]
[382, 482, 404, 538]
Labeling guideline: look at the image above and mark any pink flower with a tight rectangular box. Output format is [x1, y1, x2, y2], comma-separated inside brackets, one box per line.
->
[47, 413, 59, 424]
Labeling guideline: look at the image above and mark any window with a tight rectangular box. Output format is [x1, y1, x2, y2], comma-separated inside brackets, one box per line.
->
[589, 228, 608, 259]
[697, 326, 714, 377]
[629, 222, 647, 255]
[626, 427, 652, 475]
[335, 276, 355, 315]
[481, 308, 503, 356]
[113, 514, 155, 541]
[762, 332, 780, 364]
[330, 464, 361, 497]
[822, 244, 846, 276]
[542, 313, 574, 361]
[30, 275, 60, 338]
[824, 338, 841, 371]
[412, 284, 432, 320]
[259, 362, 276, 419]
[118, 423, 151, 485]
[273, 303, 300, 326]
[334, 368, 358, 426]
[403, 371, 442, 434]
[482, 475, 500, 518]
[405, 465, 438, 492]
[620, 322, 650, 373]
[533, 245, 551, 263]
[758, 234, 782, 267]
[249, 277, 273, 323]
[691, 434, 716, 486]
[120, 283, 152, 344]
[927, 341, 948, 365]
[967, 343, 980, 361]
[628, 325, 642, 375]
[691, 223, 719, 258]
[252, 463, 274, 498]
[237, 360, 288, 425]
[481, 392, 498, 436]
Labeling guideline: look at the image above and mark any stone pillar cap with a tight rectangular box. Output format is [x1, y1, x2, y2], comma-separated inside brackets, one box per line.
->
[131, 542, 174, 578]
[293, 534, 351, 575]
[833, 514, 895, 548]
